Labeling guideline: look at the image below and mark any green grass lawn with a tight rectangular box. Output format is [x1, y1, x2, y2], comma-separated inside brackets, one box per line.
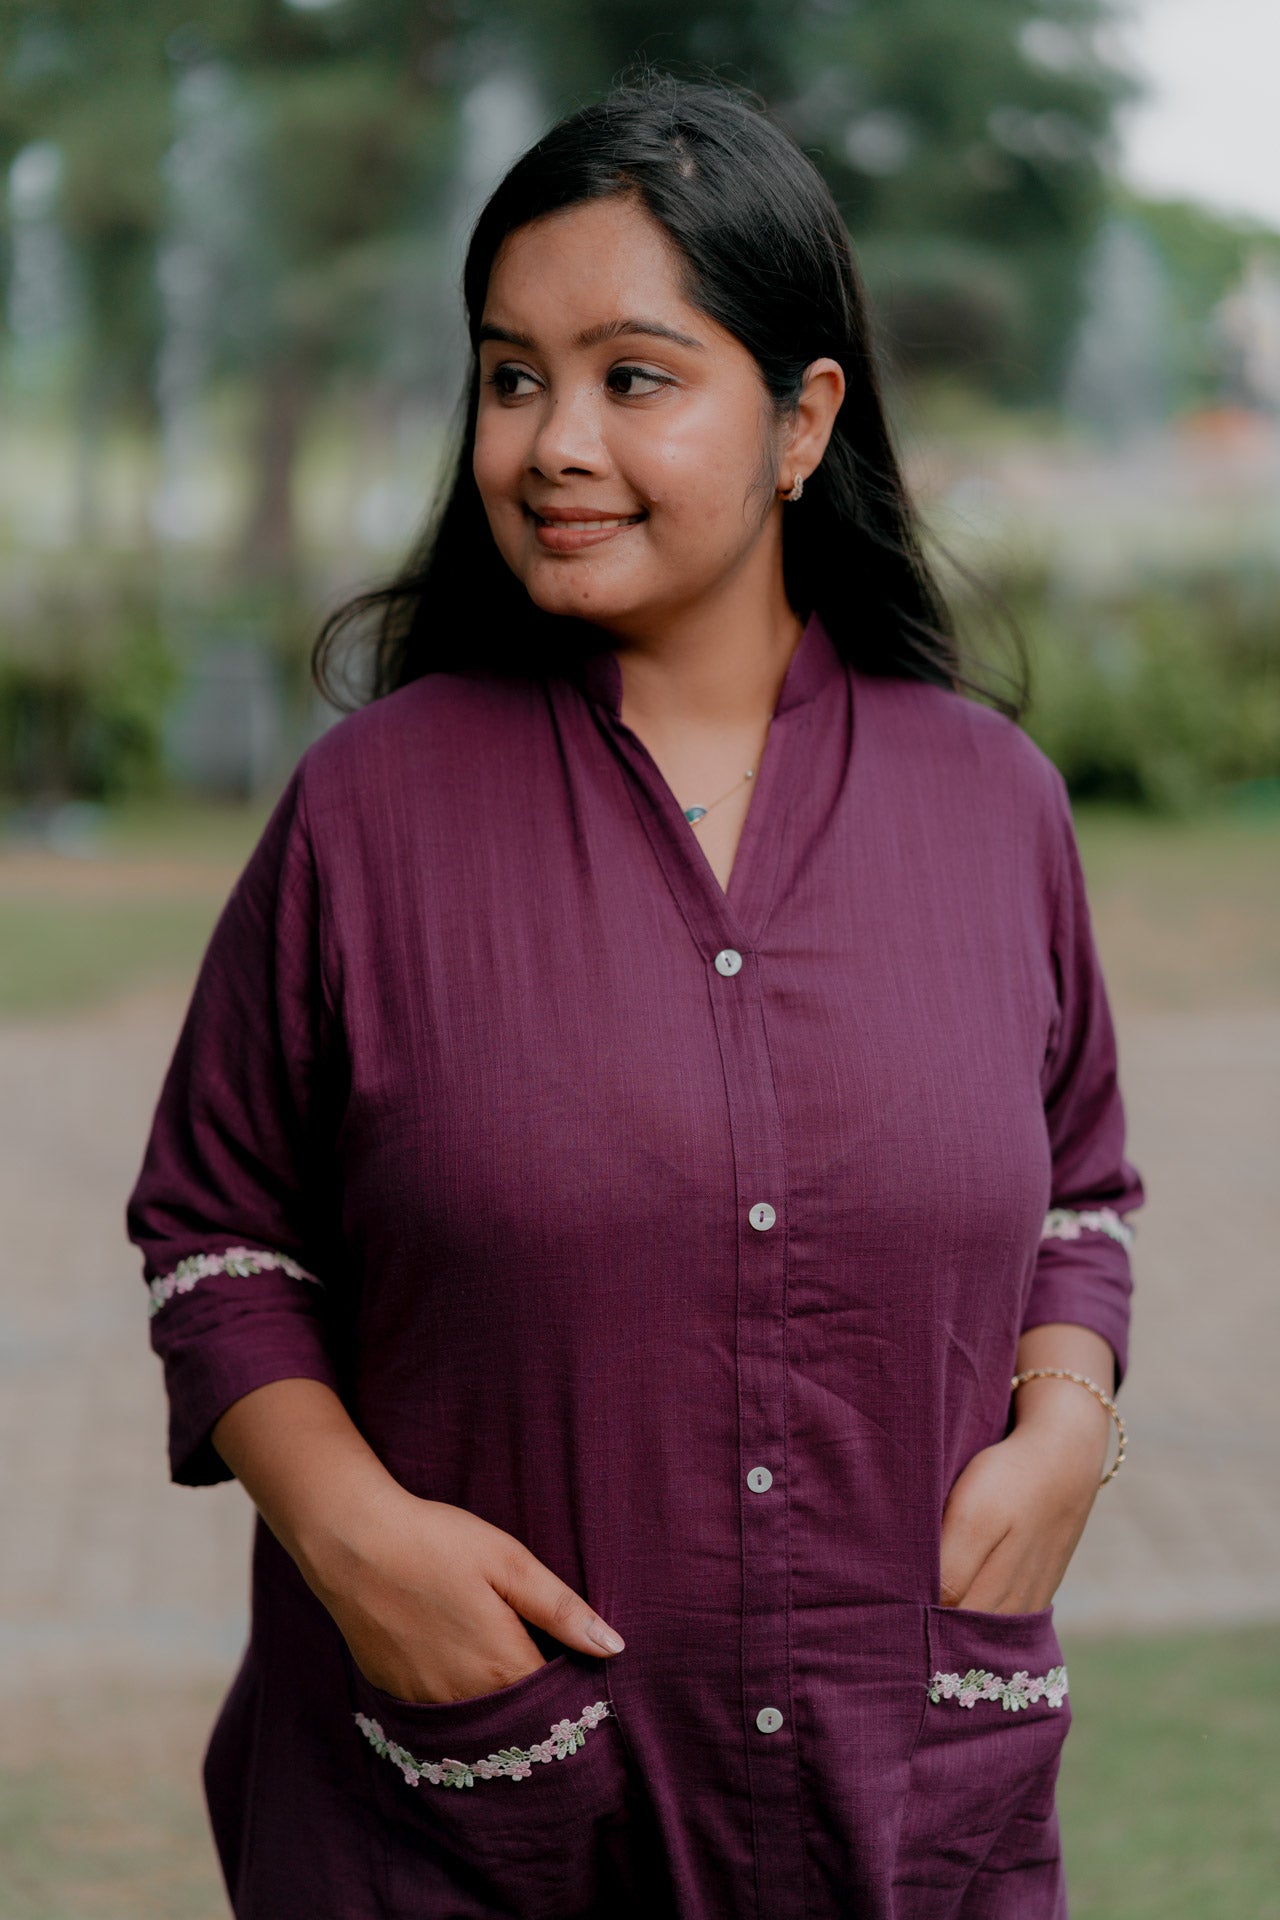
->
[1, 1626, 1275, 1918]
[0, 896, 231, 1017]
[1059, 1623, 1280, 1919]
[0, 796, 268, 1018]
[0, 1748, 226, 1920]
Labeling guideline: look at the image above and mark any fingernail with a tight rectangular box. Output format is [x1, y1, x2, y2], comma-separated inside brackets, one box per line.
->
[589, 1621, 625, 1654]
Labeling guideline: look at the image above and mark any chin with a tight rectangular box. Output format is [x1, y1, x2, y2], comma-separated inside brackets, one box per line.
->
[521, 565, 643, 627]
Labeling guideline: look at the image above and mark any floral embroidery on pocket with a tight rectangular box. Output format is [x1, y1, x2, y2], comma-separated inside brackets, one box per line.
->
[147, 1245, 320, 1316]
[354, 1700, 613, 1788]
[1041, 1206, 1132, 1248]
[928, 1665, 1068, 1711]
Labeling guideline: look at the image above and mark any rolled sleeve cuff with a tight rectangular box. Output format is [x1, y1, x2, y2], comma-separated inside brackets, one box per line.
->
[148, 1263, 342, 1486]
[1021, 1231, 1134, 1388]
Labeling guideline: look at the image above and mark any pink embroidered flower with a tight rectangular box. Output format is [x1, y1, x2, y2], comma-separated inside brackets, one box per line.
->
[148, 1245, 321, 1317]
[1041, 1206, 1132, 1248]
[356, 1699, 609, 1789]
[928, 1663, 1068, 1714]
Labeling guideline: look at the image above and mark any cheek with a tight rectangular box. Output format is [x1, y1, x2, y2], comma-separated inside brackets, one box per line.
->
[630, 409, 764, 530]
[472, 413, 526, 511]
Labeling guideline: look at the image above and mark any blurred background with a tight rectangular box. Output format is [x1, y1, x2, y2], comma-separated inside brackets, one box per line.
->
[0, 2, 1276, 1914]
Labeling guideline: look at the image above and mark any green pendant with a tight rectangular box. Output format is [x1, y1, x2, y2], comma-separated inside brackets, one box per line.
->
[684, 806, 708, 823]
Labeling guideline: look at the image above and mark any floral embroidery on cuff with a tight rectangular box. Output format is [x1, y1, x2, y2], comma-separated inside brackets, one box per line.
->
[146, 1245, 321, 1317]
[1041, 1206, 1133, 1249]
[354, 1700, 612, 1788]
[929, 1665, 1068, 1711]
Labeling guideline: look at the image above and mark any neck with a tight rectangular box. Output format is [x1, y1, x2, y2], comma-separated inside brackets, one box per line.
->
[606, 567, 805, 734]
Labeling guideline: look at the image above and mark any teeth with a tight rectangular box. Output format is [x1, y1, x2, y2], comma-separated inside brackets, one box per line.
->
[541, 517, 638, 530]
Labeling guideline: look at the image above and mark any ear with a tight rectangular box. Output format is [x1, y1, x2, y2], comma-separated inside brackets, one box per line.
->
[777, 358, 846, 495]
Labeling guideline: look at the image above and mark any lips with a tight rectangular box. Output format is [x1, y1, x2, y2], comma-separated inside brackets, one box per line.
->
[527, 507, 646, 528]
[527, 505, 647, 552]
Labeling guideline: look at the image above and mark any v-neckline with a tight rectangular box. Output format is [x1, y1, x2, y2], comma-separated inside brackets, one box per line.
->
[570, 610, 846, 950]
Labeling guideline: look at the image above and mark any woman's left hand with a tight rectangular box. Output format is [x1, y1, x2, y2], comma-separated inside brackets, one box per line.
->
[938, 1341, 1115, 1614]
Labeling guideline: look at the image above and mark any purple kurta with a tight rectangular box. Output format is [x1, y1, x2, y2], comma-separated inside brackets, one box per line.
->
[125, 610, 1143, 1919]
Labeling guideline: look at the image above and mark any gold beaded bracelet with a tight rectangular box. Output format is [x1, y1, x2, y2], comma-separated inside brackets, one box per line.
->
[1009, 1368, 1127, 1487]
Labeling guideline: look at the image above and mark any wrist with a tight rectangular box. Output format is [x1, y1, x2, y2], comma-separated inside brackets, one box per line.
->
[1010, 1372, 1117, 1487]
[295, 1468, 409, 1597]
[1013, 1373, 1110, 1436]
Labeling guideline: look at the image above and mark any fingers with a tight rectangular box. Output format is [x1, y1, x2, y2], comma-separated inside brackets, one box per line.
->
[488, 1538, 625, 1656]
[939, 1480, 1009, 1609]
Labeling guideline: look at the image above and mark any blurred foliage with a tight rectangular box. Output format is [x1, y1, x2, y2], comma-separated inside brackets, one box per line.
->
[1011, 561, 1280, 813]
[1113, 185, 1280, 411]
[0, 561, 178, 797]
[0, 0, 1140, 426]
[1, 550, 1274, 811]
[0, 2, 1276, 809]
[0, 2, 458, 407]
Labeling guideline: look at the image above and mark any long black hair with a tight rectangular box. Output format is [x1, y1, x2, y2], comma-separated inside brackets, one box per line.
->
[312, 70, 1027, 718]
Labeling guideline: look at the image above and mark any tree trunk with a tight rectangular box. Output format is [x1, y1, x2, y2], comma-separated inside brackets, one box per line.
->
[239, 352, 313, 588]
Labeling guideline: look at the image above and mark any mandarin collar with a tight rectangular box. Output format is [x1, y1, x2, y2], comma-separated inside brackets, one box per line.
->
[573, 609, 843, 722]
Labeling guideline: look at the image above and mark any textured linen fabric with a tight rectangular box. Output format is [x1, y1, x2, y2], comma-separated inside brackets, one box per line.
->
[125, 610, 1143, 1919]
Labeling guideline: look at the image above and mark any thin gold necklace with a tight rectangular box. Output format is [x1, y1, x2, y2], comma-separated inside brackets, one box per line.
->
[683, 767, 755, 825]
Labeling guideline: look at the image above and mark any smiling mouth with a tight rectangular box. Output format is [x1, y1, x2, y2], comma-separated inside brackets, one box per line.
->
[526, 506, 648, 554]
[527, 508, 647, 530]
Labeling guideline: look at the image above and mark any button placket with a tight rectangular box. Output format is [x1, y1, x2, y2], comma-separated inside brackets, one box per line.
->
[701, 944, 803, 1906]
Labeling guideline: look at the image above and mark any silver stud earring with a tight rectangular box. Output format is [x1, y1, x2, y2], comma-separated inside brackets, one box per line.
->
[785, 472, 804, 503]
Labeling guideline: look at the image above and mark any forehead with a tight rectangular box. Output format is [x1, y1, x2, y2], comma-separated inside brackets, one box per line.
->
[482, 195, 708, 338]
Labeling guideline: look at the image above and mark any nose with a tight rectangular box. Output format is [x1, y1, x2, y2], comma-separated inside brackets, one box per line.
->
[527, 380, 607, 479]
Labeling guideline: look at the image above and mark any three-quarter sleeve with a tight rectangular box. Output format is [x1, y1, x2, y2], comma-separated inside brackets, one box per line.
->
[1022, 770, 1145, 1386]
[125, 757, 347, 1486]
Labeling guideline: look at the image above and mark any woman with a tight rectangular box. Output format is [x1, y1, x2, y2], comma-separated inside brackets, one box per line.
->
[126, 74, 1143, 1920]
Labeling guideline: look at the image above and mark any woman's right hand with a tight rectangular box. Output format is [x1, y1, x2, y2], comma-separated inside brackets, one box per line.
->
[210, 1378, 625, 1709]
[305, 1486, 627, 1705]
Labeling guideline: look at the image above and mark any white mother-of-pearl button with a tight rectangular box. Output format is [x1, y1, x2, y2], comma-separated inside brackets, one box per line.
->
[747, 1466, 773, 1493]
[748, 1202, 776, 1232]
[755, 1706, 784, 1733]
[714, 948, 743, 976]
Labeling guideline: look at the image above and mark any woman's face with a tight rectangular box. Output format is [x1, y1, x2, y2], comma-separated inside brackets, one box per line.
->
[473, 193, 800, 636]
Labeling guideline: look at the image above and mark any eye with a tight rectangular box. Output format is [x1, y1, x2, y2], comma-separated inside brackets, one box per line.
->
[606, 364, 671, 397]
[484, 364, 539, 399]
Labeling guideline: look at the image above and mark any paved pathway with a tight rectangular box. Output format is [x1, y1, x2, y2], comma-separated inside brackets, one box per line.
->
[1, 978, 1277, 1709]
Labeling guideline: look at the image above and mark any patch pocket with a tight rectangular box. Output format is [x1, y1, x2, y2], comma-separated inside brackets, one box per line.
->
[894, 1605, 1072, 1910]
[342, 1643, 649, 1920]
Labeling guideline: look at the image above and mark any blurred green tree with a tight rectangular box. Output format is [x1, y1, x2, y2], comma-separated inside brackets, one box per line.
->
[0, 0, 1153, 590]
[500, 0, 1143, 400]
[0, 1, 458, 575]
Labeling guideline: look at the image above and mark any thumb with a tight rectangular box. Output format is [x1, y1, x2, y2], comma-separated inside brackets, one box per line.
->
[490, 1544, 626, 1657]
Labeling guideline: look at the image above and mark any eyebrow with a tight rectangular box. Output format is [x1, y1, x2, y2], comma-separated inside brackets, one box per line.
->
[476, 316, 706, 352]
